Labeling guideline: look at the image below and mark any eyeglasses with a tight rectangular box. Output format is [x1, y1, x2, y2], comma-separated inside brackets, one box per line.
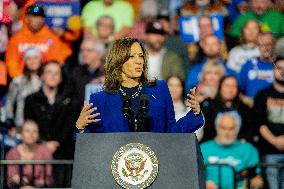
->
[273, 63, 284, 71]
[257, 43, 274, 47]
[80, 48, 97, 52]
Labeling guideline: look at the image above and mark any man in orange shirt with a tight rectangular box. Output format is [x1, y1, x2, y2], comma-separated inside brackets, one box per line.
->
[5, 4, 72, 78]
[0, 61, 7, 87]
[0, 60, 7, 103]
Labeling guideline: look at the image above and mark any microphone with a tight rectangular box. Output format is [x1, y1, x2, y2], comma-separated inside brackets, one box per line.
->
[139, 94, 149, 117]
[122, 96, 134, 119]
[121, 94, 149, 132]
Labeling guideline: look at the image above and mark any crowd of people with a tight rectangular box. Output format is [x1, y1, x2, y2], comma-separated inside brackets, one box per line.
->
[0, 0, 283, 188]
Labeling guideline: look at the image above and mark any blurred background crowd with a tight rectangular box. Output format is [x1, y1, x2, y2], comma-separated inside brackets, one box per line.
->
[0, 0, 283, 188]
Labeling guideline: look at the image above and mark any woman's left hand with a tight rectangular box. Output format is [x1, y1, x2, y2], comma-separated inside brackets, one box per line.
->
[185, 87, 201, 115]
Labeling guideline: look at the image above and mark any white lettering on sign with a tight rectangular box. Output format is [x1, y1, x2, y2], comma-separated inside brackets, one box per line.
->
[52, 17, 64, 26]
[18, 42, 51, 53]
[181, 18, 199, 41]
[46, 6, 72, 17]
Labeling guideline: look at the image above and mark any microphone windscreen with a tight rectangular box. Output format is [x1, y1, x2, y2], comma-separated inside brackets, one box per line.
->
[140, 94, 149, 117]
[140, 94, 149, 105]
[123, 94, 132, 107]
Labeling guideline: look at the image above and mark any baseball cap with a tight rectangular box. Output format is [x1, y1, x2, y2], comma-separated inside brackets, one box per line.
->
[145, 21, 166, 35]
[26, 4, 45, 17]
[157, 9, 170, 21]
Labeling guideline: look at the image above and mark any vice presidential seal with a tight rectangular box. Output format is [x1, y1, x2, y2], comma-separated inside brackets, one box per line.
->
[111, 143, 159, 189]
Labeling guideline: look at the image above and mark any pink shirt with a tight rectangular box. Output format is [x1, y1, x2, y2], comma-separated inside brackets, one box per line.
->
[6, 144, 54, 187]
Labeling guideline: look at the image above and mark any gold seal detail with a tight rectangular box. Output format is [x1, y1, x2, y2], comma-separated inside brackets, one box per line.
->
[111, 143, 159, 189]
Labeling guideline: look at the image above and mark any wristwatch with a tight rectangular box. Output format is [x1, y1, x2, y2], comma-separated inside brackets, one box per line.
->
[76, 126, 84, 133]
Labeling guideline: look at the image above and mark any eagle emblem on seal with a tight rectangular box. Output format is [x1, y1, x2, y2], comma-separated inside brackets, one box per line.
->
[111, 143, 158, 189]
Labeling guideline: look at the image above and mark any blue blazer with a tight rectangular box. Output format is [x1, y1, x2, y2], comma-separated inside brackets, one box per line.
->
[83, 80, 204, 133]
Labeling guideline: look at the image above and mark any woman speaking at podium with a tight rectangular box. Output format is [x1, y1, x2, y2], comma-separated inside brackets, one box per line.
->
[75, 37, 204, 134]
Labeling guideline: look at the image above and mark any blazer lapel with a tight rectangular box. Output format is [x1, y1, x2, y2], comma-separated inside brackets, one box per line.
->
[144, 84, 159, 114]
[105, 92, 126, 131]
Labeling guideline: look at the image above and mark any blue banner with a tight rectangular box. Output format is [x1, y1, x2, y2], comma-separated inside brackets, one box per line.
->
[179, 15, 224, 43]
[35, 0, 80, 29]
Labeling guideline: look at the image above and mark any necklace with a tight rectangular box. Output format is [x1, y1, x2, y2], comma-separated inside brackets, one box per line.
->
[119, 83, 143, 99]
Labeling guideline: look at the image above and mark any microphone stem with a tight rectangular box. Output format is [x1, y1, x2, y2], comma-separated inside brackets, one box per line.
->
[134, 117, 138, 132]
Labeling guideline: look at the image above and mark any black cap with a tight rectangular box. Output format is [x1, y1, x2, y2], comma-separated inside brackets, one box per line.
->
[26, 4, 45, 17]
[157, 9, 170, 21]
[145, 21, 166, 35]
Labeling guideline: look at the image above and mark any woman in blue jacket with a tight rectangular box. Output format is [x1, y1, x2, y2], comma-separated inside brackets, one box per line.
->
[75, 37, 204, 133]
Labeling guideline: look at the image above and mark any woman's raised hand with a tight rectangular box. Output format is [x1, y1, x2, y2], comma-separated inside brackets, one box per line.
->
[76, 101, 101, 132]
[185, 87, 201, 115]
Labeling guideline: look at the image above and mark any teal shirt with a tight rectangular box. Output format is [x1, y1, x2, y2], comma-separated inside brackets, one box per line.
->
[201, 140, 260, 189]
[82, 0, 134, 35]
[229, 9, 284, 39]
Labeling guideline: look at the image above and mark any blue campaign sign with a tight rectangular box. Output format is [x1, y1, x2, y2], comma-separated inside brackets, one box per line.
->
[35, 0, 80, 29]
[179, 15, 224, 43]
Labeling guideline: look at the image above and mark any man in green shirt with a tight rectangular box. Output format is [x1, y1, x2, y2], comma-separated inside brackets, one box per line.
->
[201, 111, 263, 189]
[82, 0, 134, 36]
[229, 0, 284, 39]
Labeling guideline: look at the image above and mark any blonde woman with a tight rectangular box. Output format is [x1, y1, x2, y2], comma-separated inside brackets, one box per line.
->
[197, 60, 225, 102]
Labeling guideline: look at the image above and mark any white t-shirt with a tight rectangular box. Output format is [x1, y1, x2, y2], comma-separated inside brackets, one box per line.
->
[147, 48, 166, 80]
[227, 44, 260, 73]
